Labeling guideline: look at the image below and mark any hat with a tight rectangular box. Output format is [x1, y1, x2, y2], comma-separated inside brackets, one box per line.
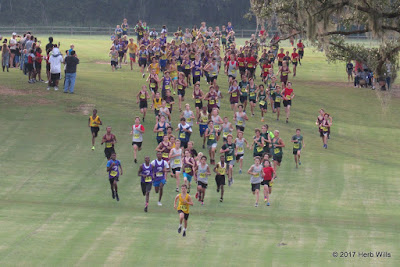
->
[12, 32, 17, 36]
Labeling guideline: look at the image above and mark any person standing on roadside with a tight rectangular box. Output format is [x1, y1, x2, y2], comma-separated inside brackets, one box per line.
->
[47, 47, 63, 91]
[64, 50, 79, 94]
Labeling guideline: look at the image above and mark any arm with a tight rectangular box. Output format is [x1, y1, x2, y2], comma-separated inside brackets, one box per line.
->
[187, 195, 194, 206]
[88, 118, 90, 128]
[174, 194, 179, 209]
[119, 163, 123, 176]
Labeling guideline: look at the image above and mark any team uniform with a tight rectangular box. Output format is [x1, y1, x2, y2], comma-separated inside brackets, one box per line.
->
[140, 163, 153, 195]
[107, 159, 121, 185]
[250, 164, 263, 192]
[151, 159, 169, 188]
[89, 115, 101, 137]
[292, 134, 303, 155]
[132, 124, 144, 148]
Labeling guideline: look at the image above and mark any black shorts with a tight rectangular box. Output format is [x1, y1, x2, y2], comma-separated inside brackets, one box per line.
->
[183, 69, 191, 77]
[251, 183, 261, 192]
[34, 62, 42, 70]
[215, 175, 225, 187]
[247, 68, 255, 75]
[283, 100, 291, 107]
[172, 167, 181, 174]
[139, 101, 148, 109]
[239, 67, 246, 73]
[111, 61, 118, 67]
[230, 98, 239, 105]
[195, 101, 203, 109]
[105, 147, 115, 159]
[278, 61, 283, 67]
[273, 154, 282, 163]
[109, 177, 119, 185]
[299, 51, 304, 57]
[261, 180, 272, 187]
[197, 181, 208, 189]
[236, 154, 244, 161]
[259, 104, 268, 110]
[91, 127, 100, 137]
[51, 73, 61, 81]
[178, 210, 189, 220]
[209, 76, 217, 83]
[293, 62, 298, 66]
[193, 76, 200, 84]
[139, 58, 147, 67]
[26, 63, 33, 72]
[46, 63, 50, 72]
[249, 99, 256, 103]
[274, 102, 281, 108]
[118, 51, 125, 58]
[141, 182, 152, 195]
[293, 149, 300, 155]
[178, 89, 185, 97]
[132, 141, 142, 148]
[236, 125, 245, 132]
[240, 95, 248, 103]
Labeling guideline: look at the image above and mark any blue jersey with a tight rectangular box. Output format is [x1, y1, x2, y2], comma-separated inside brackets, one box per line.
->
[107, 160, 121, 179]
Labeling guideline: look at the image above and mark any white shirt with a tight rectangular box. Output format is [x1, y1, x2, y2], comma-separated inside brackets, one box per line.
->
[49, 54, 63, 74]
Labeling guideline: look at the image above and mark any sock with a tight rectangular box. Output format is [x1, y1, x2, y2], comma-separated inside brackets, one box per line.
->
[179, 224, 182, 228]
[183, 228, 186, 231]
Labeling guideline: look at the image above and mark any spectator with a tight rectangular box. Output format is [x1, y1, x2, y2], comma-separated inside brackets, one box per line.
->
[1, 43, 10, 72]
[64, 50, 79, 94]
[47, 47, 63, 91]
[45, 37, 54, 82]
[115, 25, 123, 39]
[9, 32, 18, 67]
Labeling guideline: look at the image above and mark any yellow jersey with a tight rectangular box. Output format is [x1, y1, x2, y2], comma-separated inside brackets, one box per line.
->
[149, 63, 160, 74]
[89, 115, 101, 127]
[128, 43, 138, 54]
[178, 193, 190, 214]
[153, 98, 162, 110]
[216, 162, 226, 175]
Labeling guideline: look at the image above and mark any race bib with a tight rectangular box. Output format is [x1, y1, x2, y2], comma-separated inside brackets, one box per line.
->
[239, 62, 244, 66]
[209, 100, 215, 105]
[237, 120, 243, 125]
[275, 97, 281, 102]
[110, 171, 117, 177]
[250, 92, 255, 97]
[264, 68, 268, 72]
[195, 71, 200, 76]
[179, 205, 187, 212]
[180, 133, 186, 139]
[248, 63, 253, 68]
[219, 168, 226, 175]
[185, 167, 192, 173]
[257, 147, 263, 153]
[238, 147, 244, 152]
[209, 134, 215, 140]
[294, 143, 300, 149]
[165, 85, 171, 90]
[178, 85, 183, 90]
[174, 159, 181, 165]
[185, 65, 190, 69]
[232, 92, 237, 97]
[259, 100, 265, 106]
[286, 96, 291, 100]
[227, 156, 233, 161]
[162, 152, 169, 158]
[158, 131, 164, 137]
[166, 103, 171, 108]
[195, 99, 201, 103]
[140, 94, 145, 99]
[223, 132, 229, 138]
[254, 172, 259, 177]
[274, 148, 280, 154]
[150, 83, 156, 88]
[212, 72, 217, 76]
[214, 125, 220, 130]
[106, 142, 113, 148]
[199, 173, 206, 178]
[145, 176, 152, 182]
[134, 134, 140, 139]
[283, 73, 288, 76]
[186, 118, 191, 122]
[156, 172, 163, 177]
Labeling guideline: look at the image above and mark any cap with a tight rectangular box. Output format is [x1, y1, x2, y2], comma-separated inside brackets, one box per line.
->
[12, 32, 17, 36]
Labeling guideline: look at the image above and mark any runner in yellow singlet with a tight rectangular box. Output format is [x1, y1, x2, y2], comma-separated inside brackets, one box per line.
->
[88, 109, 102, 150]
[174, 184, 193, 237]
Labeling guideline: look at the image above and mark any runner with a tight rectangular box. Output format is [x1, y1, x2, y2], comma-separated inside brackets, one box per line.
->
[164, 89, 175, 114]
[291, 128, 305, 168]
[195, 155, 211, 205]
[156, 135, 172, 163]
[316, 108, 325, 141]
[198, 106, 209, 149]
[220, 134, 236, 186]
[251, 128, 265, 158]
[291, 48, 299, 76]
[147, 68, 160, 97]
[181, 103, 195, 130]
[268, 76, 277, 111]
[159, 100, 171, 123]
[247, 156, 263, 207]
[182, 150, 195, 192]
[221, 116, 234, 143]
[257, 84, 268, 122]
[281, 81, 295, 123]
[130, 117, 145, 164]
[138, 156, 153, 212]
[169, 139, 183, 192]
[346, 60, 354, 82]
[238, 75, 248, 110]
[138, 45, 148, 78]
[193, 82, 204, 119]
[161, 71, 172, 98]
[174, 184, 193, 237]
[191, 54, 202, 85]
[177, 72, 188, 112]
[261, 124, 273, 156]
[204, 86, 218, 114]
[136, 85, 150, 122]
[296, 39, 305, 64]
[247, 77, 258, 117]
[151, 151, 169, 206]
[214, 155, 226, 202]
[234, 104, 249, 132]
[205, 121, 218, 165]
[109, 46, 118, 72]
[320, 113, 332, 149]
[262, 160, 276, 206]
[176, 117, 192, 149]
[106, 152, 123, 201]
[235, 131, 249, 174]
[152, 92, 162, 117]
[228, 79, 241, 112]
[88, 109, 102, 150]
[278, 61, 290, 87]
[226, 54, 238, 86]
[277, 48, 285, 67]
[101, 126, 117, 160]
[272, 85, 282, 121]
[210, 108, 223, 141]
[272, 130, 285, 173]
[127, 38, 138, 70]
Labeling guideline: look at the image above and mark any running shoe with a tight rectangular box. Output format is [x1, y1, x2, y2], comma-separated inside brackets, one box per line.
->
[144, 205, 148, 213]
[112, 191, 115, 199]
[54, 86, 59, 91]
[178, 226, 182, 233]
[286, 119, 288, 123]
[261, 118, 264, 122]
[220, 198, 223, 202]
[142, 73, 145, 78]
[255, 203, 258, 207]
[217, 187, 220, 193]
[176, 187, 179, 192]
[157, 202, 162, 206]
[134, 159, 137, 163]
[299, 161, 301, 165]
[195, 192, 199, 199]
[182, 230, 186, 237]
[201, 202, 204, 206]
[267, 202, 270, 206]
[92, 146, 95, 150]
[116, 193, 119, 201]
[47, 86, 50, 90]
[264, 197, 267, 203]
[239, 169, 242, 174]
[228, 179, 231, 187]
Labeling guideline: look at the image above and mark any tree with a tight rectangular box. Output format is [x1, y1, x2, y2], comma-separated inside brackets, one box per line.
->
[249, 0, 400, 106]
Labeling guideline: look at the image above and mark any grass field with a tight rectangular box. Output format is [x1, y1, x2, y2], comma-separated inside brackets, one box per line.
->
[0, 35, 399, 267]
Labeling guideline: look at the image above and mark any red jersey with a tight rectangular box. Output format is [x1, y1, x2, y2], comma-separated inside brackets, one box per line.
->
[35, 52, 43, 63]
[246, 57, 256, 68]
[259, 30, 266, 38]
[297, 43, 304, 51]
[277, 53, 285, 62]
[262, 63, 271, 76]
[291, 52, 299, 62]
[263, 167, 275, 181]
[132, 124, 145, 132]
[237, 57, 246, 68]
[283, 88, 293, 99]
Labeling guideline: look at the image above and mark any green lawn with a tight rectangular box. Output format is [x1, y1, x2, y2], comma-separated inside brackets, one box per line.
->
[0, 36, 399, 267]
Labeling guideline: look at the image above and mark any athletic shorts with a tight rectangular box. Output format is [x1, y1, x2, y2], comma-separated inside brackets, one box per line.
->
[34, 62, 42, 70]
[215, 175, 225, 187]
[172, 167, 181, 174]
[178, 210, 189, 220]
[104, 147, 115, 159]
[283, 100, 291, 107]
[132, 141, 142, 148]
[51, 73, 61, 81]
[183, 69, 191, 77]
[273, 154, 282, 163]
[207, 143, 217, 150]
[249, 99, 256, 103]
[228, 75, 236, 79]
[141, 182, 152, 195]
[240, 95, 248, 103]
[281, 75, 288, 84]
[236, 154, 244, 161]
[230, 98, 239, 105]
[109, 177, 119, 185]
[193, 76, 200, 84]
[118, 51, 125, 58]
[129, 53, 136, 60]
[319, 129, 323, 137]
[183, 172, 193, 183]
[177, 89, 185, 97]
[261, 180, 273, 187]
[91, 127, 100, 137]
[299, 51, 304, 57]
[251, 183, 261, 192]
[153, 178, 166, 187]
[46, 63, 50, 72]
[236, 125, 245, 132]
[199, 124, 208, 136]
[139, 58, 147, 67]
[26, 63, 33, 72]
[197, 181, 208, 189]
[239, 67, 246, 73]
[293, 149, 300, 155]
[226, 159, 235, 166]
[274, 102, 281, 109]
[139, 101, 148, 109]
[278, 61, 283, 67]
[293, 62, 298, 66]
[111, 61, 118, 67]
[259, 104, 268, 110]
[195, 100, 203, 109]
